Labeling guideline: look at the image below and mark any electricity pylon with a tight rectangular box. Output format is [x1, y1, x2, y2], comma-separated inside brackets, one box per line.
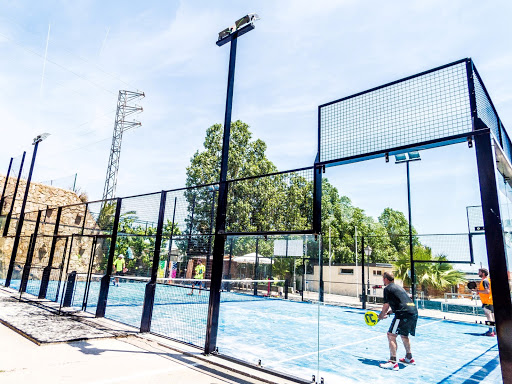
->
[102, 90, 144, 201]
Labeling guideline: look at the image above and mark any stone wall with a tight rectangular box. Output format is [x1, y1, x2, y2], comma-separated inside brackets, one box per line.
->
[0, 174, 106, 279]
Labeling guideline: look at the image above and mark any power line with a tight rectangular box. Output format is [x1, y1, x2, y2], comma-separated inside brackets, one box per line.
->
[0, 30, 117, 96]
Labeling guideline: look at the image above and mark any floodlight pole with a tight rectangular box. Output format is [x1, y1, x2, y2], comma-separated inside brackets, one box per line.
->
[0, 157, 13, 216]
[205, 21, 256, 354]
[5, 135, 47, 287]
[406, 161, 416, 303]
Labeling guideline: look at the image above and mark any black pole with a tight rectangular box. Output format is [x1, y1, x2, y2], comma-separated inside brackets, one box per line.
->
[206, 188, 217, 279]
[96, 198, 122, 318]
[474, 127, 512, 383]
[20, 210, 42, 293]
[227, 237, 233, 291]
[313, 154, 322, 235]
[6, 142, 40, 286]
[361, 236, 366, 309]
[0, 157, 13, 216]
[141, 191, 167, 332]
[205, 31, 238, 355]
[39, 207, 62, 299]
[3, 152, 26, 237]
[253, 238, 259, 296]
[186, 195, 196, 256]
[406, 161, 416, 302]
[165, 196, 177, 278]
[318, 236, 324, 303]
[81, 203, 88, 235]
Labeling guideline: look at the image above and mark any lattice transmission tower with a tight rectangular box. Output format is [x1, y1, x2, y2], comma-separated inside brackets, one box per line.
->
[102, 90, 144, 201]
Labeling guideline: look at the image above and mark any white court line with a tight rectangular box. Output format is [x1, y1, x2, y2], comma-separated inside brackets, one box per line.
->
[89, 363, 200, 384]
[269, 319, 444, 365]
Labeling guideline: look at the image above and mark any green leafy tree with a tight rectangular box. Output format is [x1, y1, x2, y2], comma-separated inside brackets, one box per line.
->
[378, 208, 419, 254]
[393, 246, 466, 295]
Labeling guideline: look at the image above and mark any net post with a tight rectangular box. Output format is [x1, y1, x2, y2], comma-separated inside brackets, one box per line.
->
[474, 126, 512, 381]
[141, 190, 167, 332]
[361, 236, 366, 310]
[39, 206, 62, 299]
[96, 198, 122, 318]
[20, 210, 42, 294]
[253, 238, 260, 296]
[284, 279, 289, 299]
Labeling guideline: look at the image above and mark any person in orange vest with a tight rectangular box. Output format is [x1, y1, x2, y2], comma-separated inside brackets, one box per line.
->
[473, 268, 495, 336]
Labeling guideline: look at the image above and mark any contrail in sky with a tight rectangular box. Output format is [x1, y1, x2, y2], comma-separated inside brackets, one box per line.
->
[99, 27, 110, 57]
[39, 23, 51, 100]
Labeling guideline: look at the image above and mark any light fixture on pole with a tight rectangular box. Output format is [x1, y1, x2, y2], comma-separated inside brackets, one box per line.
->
[5, 133, 50, 287]
[395, 150, 421, 302]
[205, 14, 259, 355]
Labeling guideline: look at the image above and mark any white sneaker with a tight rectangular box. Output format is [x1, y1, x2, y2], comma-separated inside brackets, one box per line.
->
[380, 361, 399, 371]
[399, 357, 416, 365]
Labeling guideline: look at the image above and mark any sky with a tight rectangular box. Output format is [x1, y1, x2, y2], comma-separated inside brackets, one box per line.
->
[0, 0, 511, 252]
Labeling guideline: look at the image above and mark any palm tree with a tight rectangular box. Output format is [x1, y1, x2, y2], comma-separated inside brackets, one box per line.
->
[393, 245, 466, 296]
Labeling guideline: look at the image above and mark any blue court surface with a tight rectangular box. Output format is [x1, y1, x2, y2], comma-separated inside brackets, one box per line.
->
[7, 278, 503, 383]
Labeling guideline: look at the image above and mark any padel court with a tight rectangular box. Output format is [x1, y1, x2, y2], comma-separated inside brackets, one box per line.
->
[6, 276, 502, 383]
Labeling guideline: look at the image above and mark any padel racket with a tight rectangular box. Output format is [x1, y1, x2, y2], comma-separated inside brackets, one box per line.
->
[467, 281, 477, 290]
[364, 311, 379, 326]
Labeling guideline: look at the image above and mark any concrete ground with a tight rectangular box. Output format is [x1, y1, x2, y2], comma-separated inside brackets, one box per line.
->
[0, 287, 303, 384]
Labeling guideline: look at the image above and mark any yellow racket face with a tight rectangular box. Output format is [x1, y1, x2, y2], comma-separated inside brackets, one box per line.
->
[364, 311, 379, 326]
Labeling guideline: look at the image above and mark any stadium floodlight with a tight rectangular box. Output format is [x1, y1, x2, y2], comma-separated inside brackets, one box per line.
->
[33, 133, 50, 144]
[217, 13, 260, 46]
[395, 151, 421, 164]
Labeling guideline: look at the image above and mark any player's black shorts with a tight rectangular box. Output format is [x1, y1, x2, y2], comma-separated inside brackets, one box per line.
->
[482, 304, 494, 312]
[388, 314, 418, 337]
[115, 271, 124, 276]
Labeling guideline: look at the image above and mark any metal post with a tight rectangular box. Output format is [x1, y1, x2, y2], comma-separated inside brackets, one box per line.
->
[313, 154, 322, 235]
[319, 236, 324, 303]
[226, 237, 234, 292]
[186, 195, 196, 256]
[96, 198, 122, 318]
[205, 31, 238, 355]
[0, 157, 13, 216]
[206, 188, 217, 279]
[141, 191, 167, 332]
[406, 161, 416, 303]
[361, 236, 366, 310]
[474, 128, 512, 383]
[62, 271, 77, 307]
[355, 226, 359, 300]
[3, 152, 26, 237]
[39, 207, 62, 299]
[81, 203, 88, 235]
[20, 210, 42, 293]
[5, 144, 39, 286]
[253, 238, 259, 296]
[165, 196, 177, 278]
[329, 225, 332, 295]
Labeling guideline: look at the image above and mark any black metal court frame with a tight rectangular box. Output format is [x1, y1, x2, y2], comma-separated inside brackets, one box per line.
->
[316, 58, 512, 383]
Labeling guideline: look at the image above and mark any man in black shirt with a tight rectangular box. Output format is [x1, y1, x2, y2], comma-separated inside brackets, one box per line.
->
[378, 271, 418, 371]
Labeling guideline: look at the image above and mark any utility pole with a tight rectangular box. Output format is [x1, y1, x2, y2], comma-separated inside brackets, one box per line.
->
[102, 90, 144, 200]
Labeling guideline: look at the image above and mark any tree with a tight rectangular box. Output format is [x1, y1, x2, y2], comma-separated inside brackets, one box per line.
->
[393, 245, 466, 296]
[378, 208, 419, 254]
